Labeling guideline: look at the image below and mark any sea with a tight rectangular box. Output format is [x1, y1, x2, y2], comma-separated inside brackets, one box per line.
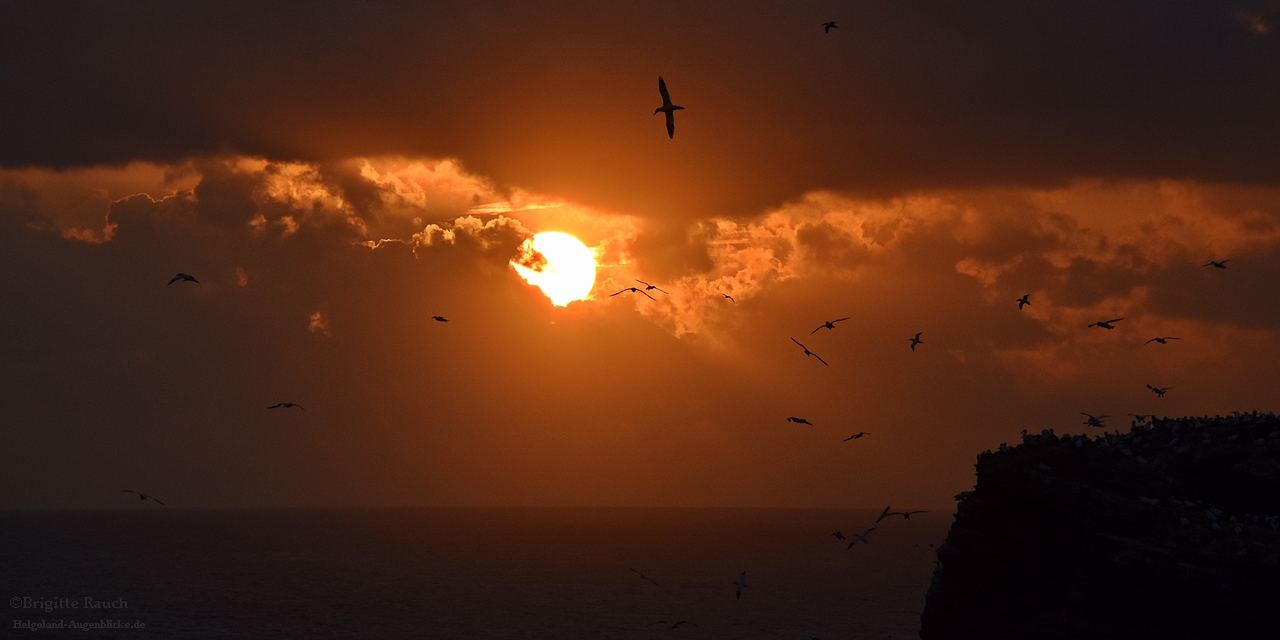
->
[1, 509, 947, 639]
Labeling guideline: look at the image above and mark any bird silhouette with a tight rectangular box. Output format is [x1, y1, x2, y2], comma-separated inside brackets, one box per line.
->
[654, 77, 685, 139]
[656, 620, 698, 631]
[1081, 413, 1109, 428]
[787, 416, 814, 426]
[268, 403, 304, 410]
[1088, 318, 1123, 330]
[875, 506, 893, 523]
[847, 527, 875, 548]
[811, 317, 850, 334]
[843, 432, 869, 441]
[630, 569, 661, 587]
[732, 571, 748, 599]
[1145, 336, 1179, 344]
[431, 316, 449, 323]
[120, 490, 165, 505]
[167, 273, 199, 285]
[832, 531, 847, 540]
[885, 510, 928, 520]
[823, 21, 838, 33]
[612, 287, 656, 300]
[909, 332, 923, 351]
[635, 280, 669, 294]
[1016, 294, 1030, 309]
[722, 293, 735, 302]
[1147, 385, 1171, 398]
[1203, 259, 1233, 269]
[791, 338, 829, 365]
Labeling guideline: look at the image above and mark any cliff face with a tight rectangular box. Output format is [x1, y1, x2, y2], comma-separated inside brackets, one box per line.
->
[920, 412, 1280, 640]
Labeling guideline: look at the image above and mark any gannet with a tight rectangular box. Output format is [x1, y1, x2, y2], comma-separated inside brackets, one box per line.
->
[654, 77, 685, 139]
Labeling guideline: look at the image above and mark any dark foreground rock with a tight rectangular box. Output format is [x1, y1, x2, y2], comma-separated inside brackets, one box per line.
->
[921, 412, 1280, 640]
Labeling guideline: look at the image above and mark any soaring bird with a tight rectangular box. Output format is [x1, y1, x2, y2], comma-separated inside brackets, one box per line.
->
[831, 531, 847, 540]
[822, 21, 838, 33]
[909, 332, 924, 351]
[431, 316, 449, 323]
[1016, 294, 1030, 309]
[656, 621, 698, 631]
[1081, 413, 1109, 428]
[1088, 318, 1123, 330]
[732, 571, 748, 599]
[635, 279, 669, 294]
[168, 273, 199, 285]
[787, 416, 814, 426]
[612, 287, 657, 300]
[791, 338, 829, 365]
[886, 510, 928, 520]
[654, 77, 685, 139]
[120, 490, 165, 505]
[630, 569, 661, 587]
[722, 293, 735, 302]
[1145, 336, 1179, 344]
[1147, 385, 1171, 398]
[847, 527, 875, 548]
[811, 317, 850, 334]
[268, 403, 304, 410]
[1204, 259, 1233, 269]
[843, 432, 869, 441]
[875, 506, 893, 523]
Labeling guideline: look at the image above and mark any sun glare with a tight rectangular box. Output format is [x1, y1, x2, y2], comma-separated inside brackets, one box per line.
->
[511, 232, 597, 306]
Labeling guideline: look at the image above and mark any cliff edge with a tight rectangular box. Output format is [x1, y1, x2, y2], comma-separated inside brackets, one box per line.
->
[920, 412, 1280, 640]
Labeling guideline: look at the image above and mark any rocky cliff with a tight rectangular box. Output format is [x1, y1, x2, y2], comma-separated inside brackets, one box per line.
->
[920, 412, 1280, 640]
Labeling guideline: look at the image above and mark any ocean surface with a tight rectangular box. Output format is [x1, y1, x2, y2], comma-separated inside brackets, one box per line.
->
[1, 509, 948, 639]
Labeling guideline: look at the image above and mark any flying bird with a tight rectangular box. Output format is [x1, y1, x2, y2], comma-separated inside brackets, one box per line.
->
[791, 338, 829, 365]
[811, 317, 850, 334]
[843, 432, 869, 441]
[656, 621, 698, 631]
[431, 316, 449, 323]
[1203, 259, 1233, 269]
[635, 280, 669, 294]
[167, 273, 199, 285]
[822, 21, 838, 33]
[120, 490, 165, 505]
[831, 531, 847, 540]
[886, 510, 928, 520]
[1081, 413, 1109, 428]
[732, 571, 748, 599]
[722, 293, 735, 302]
[654, 77, 685, 139]
[611, 287, 657, 300]
[909, 332, 923, 351]
[1088, 318, 1123, 330]
[1016, 294, 1030, 309]
[1147, 385, 1171, 398]
[875, 506, 893, 523]
[787, 416, 814, 426]
[1145, 336, 1179, 344]
[268, 403, 304, 410]
[630, 569, 661, 587]
[847, 527, 876, 548]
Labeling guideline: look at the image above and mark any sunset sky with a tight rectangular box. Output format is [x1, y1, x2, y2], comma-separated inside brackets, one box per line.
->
[2, 0, 1279, 509]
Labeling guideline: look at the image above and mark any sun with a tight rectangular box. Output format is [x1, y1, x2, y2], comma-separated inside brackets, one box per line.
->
[510, 232, 597, 306]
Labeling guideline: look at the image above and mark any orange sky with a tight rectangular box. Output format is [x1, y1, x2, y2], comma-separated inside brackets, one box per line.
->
[2, 1, 1279, 508]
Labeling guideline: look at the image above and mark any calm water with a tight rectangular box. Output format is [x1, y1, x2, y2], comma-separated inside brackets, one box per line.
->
[0, 509, 946, 639]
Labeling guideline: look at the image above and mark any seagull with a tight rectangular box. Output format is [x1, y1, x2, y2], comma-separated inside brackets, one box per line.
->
[1081, 413, 1109, 428]
[654, 77, 685, 139]
[843, 432, 869, 441]
[267, 402, 304, 410]
[811, 317, 850, 334]
[635, 279, 669, 294]
[167, 273, 199, 285]
[431, 316, 449, 323]
[791, 338, 829, 365]
[120, 490, 165, 505]
[1203, 259, 1233, 269]
[1145, 336, 1179, 344]
[847, 527, 875, 548]
[875, 506, 893, 523]
[630, 569, 661, 587]
[1016, 294, 1030, 309]
[822, 21, 838, 33]
[732, 571, 747, 599]
[1088, 318, 1123, 330]
[831, 531, 847, 540]
[909, 332, 923, 351]
[787, 416, 814, 426]
[611, 287, 656, 300]
[656, 621, 698, 631]
[1147, 385, 1171, 398]
[722, 293, 735, 302]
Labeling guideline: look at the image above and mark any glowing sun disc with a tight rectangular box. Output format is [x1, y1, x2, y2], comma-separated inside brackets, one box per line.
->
[511, 232, 596, 306]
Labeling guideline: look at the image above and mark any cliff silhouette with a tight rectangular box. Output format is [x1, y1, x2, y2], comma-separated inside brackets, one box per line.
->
[921, 412, 1280, 640]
